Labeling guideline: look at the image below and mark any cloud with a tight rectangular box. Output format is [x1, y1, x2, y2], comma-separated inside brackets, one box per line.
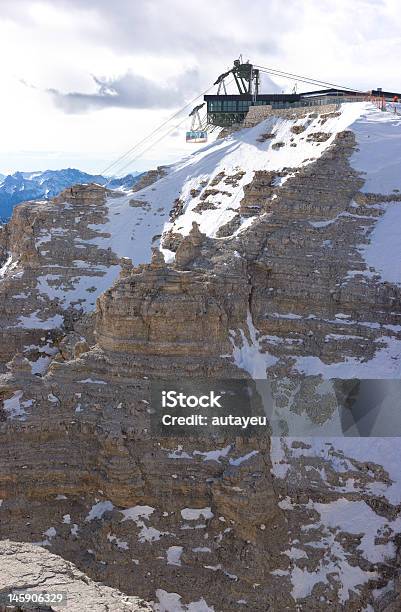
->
[2, 0, 284, 56]
[4, 0, 401, 174]
[12, 0, 401, 118]
[47, 68, 200, 113]
[259, 74, 282, 94]
[3, 0, 401, 64]
[19, 78, 37, 89]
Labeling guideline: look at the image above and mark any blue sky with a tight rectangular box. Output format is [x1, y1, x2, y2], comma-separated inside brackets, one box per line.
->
[1, 0, 400, 175]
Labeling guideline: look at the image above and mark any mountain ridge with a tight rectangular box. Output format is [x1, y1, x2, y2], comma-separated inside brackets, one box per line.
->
[0, 167, 143, 222]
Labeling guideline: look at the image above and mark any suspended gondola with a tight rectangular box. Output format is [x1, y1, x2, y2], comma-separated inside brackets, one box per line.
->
[186, 103, 208, 143]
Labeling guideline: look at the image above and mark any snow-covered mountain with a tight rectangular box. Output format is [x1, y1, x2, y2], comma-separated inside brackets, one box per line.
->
[0, 168, 142, 222]
[1, 101, 401, 610]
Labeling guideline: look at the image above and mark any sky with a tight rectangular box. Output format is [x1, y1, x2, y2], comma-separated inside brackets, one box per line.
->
[1, 0, 401, 176]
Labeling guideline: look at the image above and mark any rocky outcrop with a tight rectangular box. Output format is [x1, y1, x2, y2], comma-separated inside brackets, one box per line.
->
[131, 166, 168, 192]
[0, 540, 152, 611]
[0, 183, 121, 371]
[97, 266, 232, 360]
[244, 103, 340, 127]
[95, 231, 248, 373]
[237, 130, 401, 374]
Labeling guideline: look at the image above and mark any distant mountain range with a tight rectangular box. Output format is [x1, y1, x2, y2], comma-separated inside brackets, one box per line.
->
[0, 168, 143, 222]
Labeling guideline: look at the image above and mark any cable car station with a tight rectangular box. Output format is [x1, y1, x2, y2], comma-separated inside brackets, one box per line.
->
[186, 57, 401, 135]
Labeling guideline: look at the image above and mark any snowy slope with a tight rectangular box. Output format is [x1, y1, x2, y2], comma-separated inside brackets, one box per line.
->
[5, 102, 401, 350]
[4, 105, 369, 326]
[96, 101, 401, 281]
[99, 102, 367, 265]
[270, 434, 401, 605]
[351, 109, 401, 193]
[360, 203, 401, 284]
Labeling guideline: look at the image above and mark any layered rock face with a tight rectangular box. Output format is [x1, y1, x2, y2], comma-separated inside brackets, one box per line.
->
[0, 183, 120, 370]
[97, 265, 229, 359]
[240, 129, 401, 371]
[96, 231, 249, 373]
[1, 102, 401, 610]
[0, 225, 290, 610]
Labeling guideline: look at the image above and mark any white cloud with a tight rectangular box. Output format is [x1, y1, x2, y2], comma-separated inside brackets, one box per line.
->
[1, 0, 401, 174]
[47, 68, 201, 113]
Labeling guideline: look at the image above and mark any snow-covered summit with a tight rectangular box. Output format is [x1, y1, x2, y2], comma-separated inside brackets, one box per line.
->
[95, 102, 401, 269]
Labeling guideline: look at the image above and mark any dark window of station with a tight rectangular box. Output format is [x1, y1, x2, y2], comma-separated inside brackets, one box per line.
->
[222, 100, 237, 111]
[208, 100, 222, 111]
[238, 100, 251, 111]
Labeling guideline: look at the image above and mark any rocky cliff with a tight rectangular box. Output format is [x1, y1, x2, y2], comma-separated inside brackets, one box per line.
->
[0, 540, 152, 611]
[0, 101, 401, 611]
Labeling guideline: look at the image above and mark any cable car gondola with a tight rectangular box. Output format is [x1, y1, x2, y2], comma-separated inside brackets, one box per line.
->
[186, 129, 208, 143]
[186, 103, 208, 143]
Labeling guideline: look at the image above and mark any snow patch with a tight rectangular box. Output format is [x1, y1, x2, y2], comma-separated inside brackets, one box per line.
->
[360, 202, 401, 285]
[155, 590, 214, 612]
[230, 312, 277, 378]
[166, 546, 183, 566]
[2, 391, 32, 420]
[85, 500, 114, 521]
[181, 508, 214, 521]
